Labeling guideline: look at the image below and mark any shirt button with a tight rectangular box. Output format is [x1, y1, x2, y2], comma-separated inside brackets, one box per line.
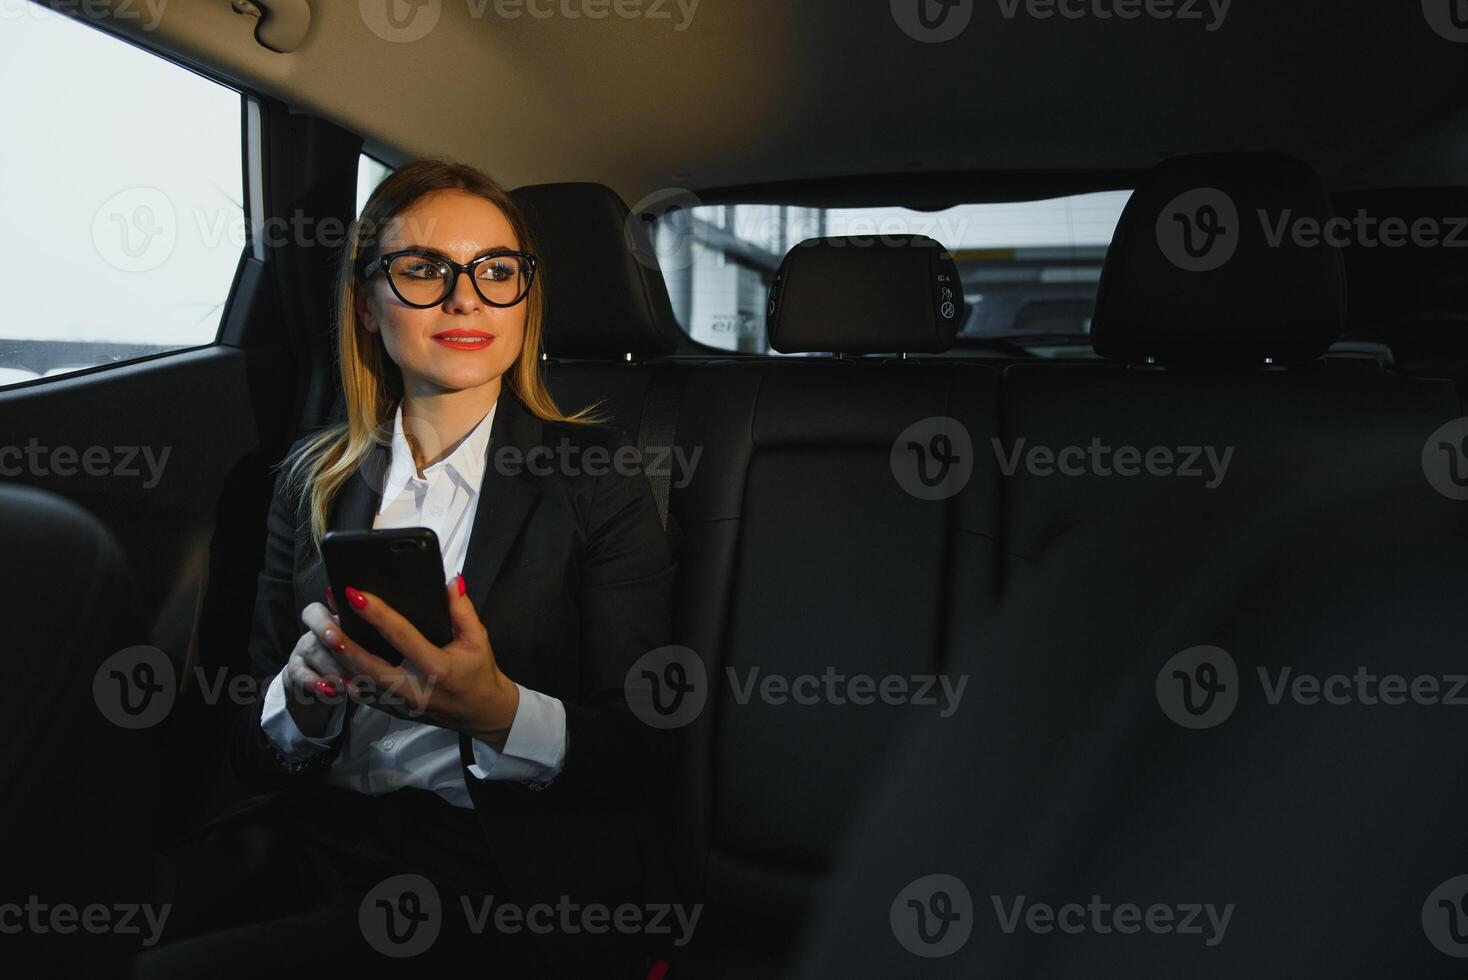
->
[380, 739, 396, 750]
[430, 505, 444, 517]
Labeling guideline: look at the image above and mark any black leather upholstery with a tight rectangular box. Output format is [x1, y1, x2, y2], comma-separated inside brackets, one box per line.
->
[512, 181, 683, 359]
[785, 150, 1467, 979]
[1010, 153, 1455, 587]
[767, 235, 964, 354]
[1092, 153, 1346, 365]
[1001, 360, 1455, 592]
[508, 181, 694, 465]
[793, 459, 1468, 979]
[539, 156, 1456, 977]
[0, 485, 157, 972]
[1337, 187, 1468, 375]
[671, 359, 999, 971]
[0, 484, 140, 792]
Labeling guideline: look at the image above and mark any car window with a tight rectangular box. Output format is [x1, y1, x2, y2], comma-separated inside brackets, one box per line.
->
[0, 5, 243, 388]
[648, 191, 1132, 353]
[357, 155, 393, 217]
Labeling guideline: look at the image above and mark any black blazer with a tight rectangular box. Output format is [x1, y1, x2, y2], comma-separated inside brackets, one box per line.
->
[229, 385, 679, 965]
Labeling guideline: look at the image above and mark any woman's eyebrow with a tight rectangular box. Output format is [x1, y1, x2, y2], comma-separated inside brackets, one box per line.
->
[401, 245, 516, 258]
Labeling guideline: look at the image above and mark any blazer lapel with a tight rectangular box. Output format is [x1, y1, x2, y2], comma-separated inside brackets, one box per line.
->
[297, 438, 386, 604]
[316, 437, 391, 734]
[460, 386, 543, 616]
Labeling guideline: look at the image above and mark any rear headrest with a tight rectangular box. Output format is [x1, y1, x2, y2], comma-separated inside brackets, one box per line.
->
[511, 182, 682, 359]
[1092, 153, 1346, 366]
[766, 235, 965, 354]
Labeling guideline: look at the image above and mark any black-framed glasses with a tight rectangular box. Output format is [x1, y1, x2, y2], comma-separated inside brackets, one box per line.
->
[356, 248, 537, 309]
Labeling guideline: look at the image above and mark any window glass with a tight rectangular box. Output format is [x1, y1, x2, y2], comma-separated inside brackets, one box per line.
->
[0, 4, 244, 387]
[357, 155, 393, 216]
[651, 191, 1132, 353]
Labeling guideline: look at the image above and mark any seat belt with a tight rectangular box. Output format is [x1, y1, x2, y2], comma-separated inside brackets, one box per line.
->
[635, 364, 682, 532]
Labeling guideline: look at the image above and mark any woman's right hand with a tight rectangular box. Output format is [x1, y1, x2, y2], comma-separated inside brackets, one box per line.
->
[282, 600, 351, 738]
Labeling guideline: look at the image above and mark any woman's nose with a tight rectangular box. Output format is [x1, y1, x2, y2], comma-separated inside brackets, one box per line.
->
[442, 269, 482, 313]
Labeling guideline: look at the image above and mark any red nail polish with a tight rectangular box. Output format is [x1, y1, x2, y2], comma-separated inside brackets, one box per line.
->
[325, 587, 335, 605]
[457, 573, 466, 597]
[314, 680, 337, 697]
[345, 587, 367, 609]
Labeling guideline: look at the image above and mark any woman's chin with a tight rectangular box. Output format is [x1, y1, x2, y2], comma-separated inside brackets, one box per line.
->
[417, 364, 507, 394]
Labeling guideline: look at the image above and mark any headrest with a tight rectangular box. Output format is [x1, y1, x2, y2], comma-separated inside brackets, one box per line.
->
[1092, 153, 1346, 366]
[511, 182, 682, 359]
[766, 235, 965, 354]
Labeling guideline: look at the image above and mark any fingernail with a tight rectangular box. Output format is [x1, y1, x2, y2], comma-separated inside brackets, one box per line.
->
[313, 680, 337, 697]
[457, 573, 466, 597]
[323, 628, 345, 652]
[345, 587, 367, 609]
[325, 587, 335, 605]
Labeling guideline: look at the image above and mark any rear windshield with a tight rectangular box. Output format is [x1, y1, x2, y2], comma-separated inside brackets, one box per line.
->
[648, 191, 1132, 353]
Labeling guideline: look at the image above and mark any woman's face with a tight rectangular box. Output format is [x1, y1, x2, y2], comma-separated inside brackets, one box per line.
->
[356, 189, 526, 399]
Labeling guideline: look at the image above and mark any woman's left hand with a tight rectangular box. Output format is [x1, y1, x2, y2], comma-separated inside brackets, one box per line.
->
[334, 575, 520, 748]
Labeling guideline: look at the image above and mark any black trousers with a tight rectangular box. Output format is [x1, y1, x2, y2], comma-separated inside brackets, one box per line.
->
[132, 783, 550, 977]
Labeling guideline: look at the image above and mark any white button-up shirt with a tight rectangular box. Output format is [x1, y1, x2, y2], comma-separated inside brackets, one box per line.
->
[259, 402, 568, 807]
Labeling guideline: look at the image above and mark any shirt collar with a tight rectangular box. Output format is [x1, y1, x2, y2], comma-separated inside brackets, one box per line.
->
[377, 401, 498, 513]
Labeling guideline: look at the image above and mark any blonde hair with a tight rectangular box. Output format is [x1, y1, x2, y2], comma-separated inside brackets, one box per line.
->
[285, 158, 602, 551]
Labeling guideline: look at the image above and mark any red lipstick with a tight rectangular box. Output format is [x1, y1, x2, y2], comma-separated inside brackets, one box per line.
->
[431, 328, 496, 351]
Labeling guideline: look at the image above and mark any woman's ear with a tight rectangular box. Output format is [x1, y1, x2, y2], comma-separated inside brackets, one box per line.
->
[355, 288, 379, 334]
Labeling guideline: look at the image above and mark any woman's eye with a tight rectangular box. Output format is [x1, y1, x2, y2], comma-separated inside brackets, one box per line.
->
[401, 262, 443, 280]
[478, 261, 515, 282]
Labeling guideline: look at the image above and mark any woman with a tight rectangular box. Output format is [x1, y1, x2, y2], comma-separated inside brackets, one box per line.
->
[139, 160, 678, 977]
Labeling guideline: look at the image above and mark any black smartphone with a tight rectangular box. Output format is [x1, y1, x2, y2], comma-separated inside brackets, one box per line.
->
[321, 527, 454, 665]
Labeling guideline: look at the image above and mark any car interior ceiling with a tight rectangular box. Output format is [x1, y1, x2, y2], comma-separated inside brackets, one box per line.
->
[5, 0, 1468, 976]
